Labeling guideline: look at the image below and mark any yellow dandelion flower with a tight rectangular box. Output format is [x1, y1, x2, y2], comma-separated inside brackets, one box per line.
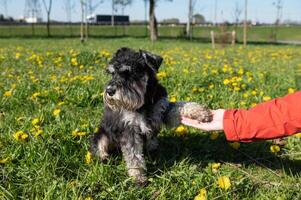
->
[85, 151, 92, 164]
[210, 132, 219, 140]
[229, 142, 240, 149]
[251, 90, 257, 95]
[84, 197, 93, 200]
[0, 157, 10, 164]
[34, 129, 43, 137]
[251, 103, 257, 108]
[53, 109, 61, 117]
[156, 71, 167, 79]
[72, 130, 87, 137]
[15, 52, 21, 59]
[94, 127, 99, 133]
[192, 87, 199, 93]
[3, 90, 12, 97]
[31, 92, 41, 99]
[209, 84, 214, 89]
[295, 133, 301, 138]
[194, 188, 207, 200]
[57, 101, 65, 106]
[169, 96, 177, 103]
[217, 176, 231, 190]
[270, 145, 280, 153]
[212, 162, 221, 171]
[288, 88, 295, 94]
[263, 96, 271, 101]
[13, 131, 29, 141]
[174, 125, 188, 136]
[31, 118, 40, 126]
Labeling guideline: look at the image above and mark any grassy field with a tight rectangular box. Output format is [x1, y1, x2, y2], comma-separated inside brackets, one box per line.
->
[1, 25, 301, 43]
[0, 38, 301, 199]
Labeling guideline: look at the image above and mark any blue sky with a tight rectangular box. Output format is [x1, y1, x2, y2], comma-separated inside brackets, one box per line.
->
[2, 0, 300, 23]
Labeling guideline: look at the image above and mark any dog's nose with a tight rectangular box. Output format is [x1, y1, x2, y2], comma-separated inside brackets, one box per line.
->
[106, 87, 116, 96]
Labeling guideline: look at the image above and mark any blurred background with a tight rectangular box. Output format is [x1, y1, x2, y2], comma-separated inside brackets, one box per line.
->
[0, 0, 300, 44]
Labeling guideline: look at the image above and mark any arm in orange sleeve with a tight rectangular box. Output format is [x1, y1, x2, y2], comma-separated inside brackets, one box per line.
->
[223, 91, 301, 142]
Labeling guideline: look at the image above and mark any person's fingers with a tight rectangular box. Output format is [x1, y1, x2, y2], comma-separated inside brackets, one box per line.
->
[180, 117, 200, 124]
[181, 118, 213, 131]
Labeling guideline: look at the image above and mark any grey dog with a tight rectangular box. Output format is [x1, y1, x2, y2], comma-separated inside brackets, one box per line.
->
[91, 47, 212, 185]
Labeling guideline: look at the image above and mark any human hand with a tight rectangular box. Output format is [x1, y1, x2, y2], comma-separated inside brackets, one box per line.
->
[181, 109, 225, 131]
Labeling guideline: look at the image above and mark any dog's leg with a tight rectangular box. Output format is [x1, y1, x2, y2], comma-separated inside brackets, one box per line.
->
[146, 136, 159, 152]
[120, 130, 147, 186]
[91, 127, 111, 162]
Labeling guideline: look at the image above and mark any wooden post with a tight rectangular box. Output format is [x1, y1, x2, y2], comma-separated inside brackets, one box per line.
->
[211, 31, 215, 49]
[232, 30, 236, 46]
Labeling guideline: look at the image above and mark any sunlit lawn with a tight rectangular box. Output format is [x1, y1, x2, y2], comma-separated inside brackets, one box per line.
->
[0, 38, 301, 199]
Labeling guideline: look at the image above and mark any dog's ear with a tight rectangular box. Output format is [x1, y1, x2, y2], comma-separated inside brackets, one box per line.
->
[140, 50, 163, 72]
[115, 47, 131, 57]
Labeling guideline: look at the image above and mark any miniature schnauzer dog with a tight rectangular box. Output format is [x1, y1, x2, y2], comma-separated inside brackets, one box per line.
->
[91, 47, 211, 185]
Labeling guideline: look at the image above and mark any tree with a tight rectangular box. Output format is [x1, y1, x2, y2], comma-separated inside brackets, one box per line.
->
[186, 0, 198, 40]
[42, 0, 53, 37]
[243, 0, 248, 47]
[272, 0, 283, 41]
[0, 0, 8, 18]
[80, 0, 86, 42]
[114, 0, 132, 15]
[232, 1, 242, 31]
[193, 14, 205, 24]
[149, 0, 158, 41]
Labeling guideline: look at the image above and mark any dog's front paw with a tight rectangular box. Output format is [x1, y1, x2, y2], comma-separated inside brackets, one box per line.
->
[197, 107, 213, 123]
[181, 102, 213, 123]
[128, 168, 148, 186]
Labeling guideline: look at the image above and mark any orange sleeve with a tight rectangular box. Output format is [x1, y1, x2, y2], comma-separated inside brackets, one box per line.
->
[223, 91, 301, 142]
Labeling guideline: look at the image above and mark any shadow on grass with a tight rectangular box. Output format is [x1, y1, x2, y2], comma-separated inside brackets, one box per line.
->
[147, 133, 301, 176]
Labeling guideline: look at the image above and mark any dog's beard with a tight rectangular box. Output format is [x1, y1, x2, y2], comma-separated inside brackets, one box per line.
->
[103, 77, 148, 111]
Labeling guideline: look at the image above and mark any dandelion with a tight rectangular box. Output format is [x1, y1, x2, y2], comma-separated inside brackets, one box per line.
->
[194, 188, 207, 200]
[211, 162, 221, 171]
[72, 130, 87, 137]
[288, 88, 295, 94]
[31, 92, 41, 99]
[53, 109, 61, 117]
[156, 71, 167, 79]
[0, 157, 10, 164]
[263, 96, 271, 101]
[295, 133, 301, 138]
[34, 129, 43, 137]
[13, 131, 29, 141]
[210, 132, 219, 140]
[3, 90, 12, 97]
[229, 142, 240, 149]
[85, 151, 92, 164]
[31, 118, 40, 126]
[169, 96, 177, 103]
[270, 144, 280, 153]
[174, 125, 188, 136]
[57, 101, 65, 106]
[251, 103, 257, 107]
[217, 176, 231, 190]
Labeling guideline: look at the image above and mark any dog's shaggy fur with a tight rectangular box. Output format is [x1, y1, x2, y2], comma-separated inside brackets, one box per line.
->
[91, 47, 212, 185]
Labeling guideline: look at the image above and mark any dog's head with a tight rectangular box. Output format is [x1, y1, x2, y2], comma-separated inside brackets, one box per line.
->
[103, 47, 163, 111]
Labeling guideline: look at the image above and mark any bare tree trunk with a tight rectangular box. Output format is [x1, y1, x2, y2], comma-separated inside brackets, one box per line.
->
[243, 0, 248, 47]
[149, 0, 158, 42]
[111, 0, 115, 27]
[42, 0, 53, 37]
[85, 1, 88, 41]
[186, 0, 193, 40]
[80, 0, 85, 42]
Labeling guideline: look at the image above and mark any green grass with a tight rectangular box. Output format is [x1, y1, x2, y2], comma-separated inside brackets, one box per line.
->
[0, 38, 301, 199]
[1, 25, 301, 42]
